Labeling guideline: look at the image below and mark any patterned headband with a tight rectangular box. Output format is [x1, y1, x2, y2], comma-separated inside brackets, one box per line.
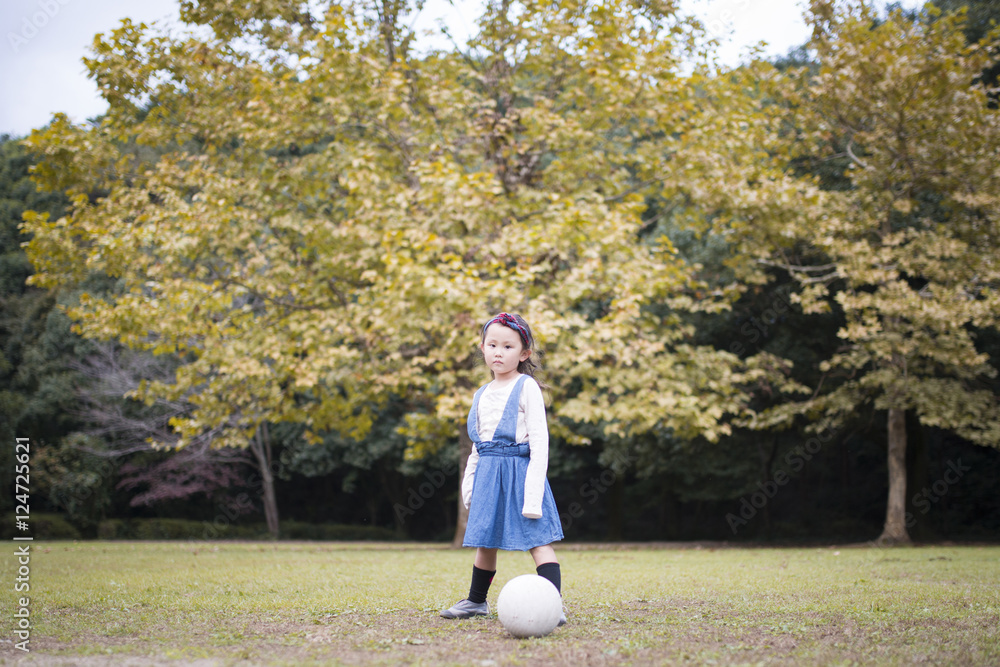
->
[482, 312, 530, 348]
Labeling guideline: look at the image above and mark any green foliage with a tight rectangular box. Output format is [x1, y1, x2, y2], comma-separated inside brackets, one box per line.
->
[0, 136, 122, 525]
[91, 517, 398, 540]
[96, 517, 259, 540]
[930, 0, 1000, 44]
[32, 433, 116, 530]
[0, 135, 77, 446]
[278, 520, 398, 541]
[0, 135, 65, 293]
[0, 512, 82, 539]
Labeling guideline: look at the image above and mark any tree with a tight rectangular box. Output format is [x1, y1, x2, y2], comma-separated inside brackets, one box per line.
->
[23, 0, 790, 542]
[0, 134, 75, 448]
[0, 135, 113, 526]
[71, 342, 255, 515]
[675, 0, 1000, 544]
[930, 0, 1000, 44]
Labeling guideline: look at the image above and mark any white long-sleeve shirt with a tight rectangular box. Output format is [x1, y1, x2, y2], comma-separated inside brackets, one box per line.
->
[461, 375, 550, 519]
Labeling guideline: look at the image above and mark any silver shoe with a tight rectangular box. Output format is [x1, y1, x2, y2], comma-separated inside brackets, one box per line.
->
[440, 598, 489, 619]
[558, 612, 567, 626]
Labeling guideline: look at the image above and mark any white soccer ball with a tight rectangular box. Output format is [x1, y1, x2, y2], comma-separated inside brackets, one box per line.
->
[496, 574, 562, 638]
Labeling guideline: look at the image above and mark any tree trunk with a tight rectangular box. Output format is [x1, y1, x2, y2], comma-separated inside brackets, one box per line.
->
[452, 428, 472, 548]
[877, 408, 911, 545]
[249, 423, 280, 540]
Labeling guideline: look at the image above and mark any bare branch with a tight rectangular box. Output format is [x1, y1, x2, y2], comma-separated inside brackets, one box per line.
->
[66, 341, 256, 508]
[756, 258, 845, 284]
[846, 140, 871, 171]
[756, 258, 841, 274]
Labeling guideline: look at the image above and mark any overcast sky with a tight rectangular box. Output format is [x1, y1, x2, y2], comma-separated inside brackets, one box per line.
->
[0, 0, 890, 138]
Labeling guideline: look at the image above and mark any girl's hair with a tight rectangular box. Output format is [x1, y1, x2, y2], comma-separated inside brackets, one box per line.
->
[480, 312, 545, 383]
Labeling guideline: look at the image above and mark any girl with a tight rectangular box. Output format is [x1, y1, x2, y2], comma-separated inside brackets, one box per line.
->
[440, 312, 565, 624]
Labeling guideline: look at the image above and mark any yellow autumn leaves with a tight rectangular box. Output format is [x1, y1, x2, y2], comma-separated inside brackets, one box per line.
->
[21, 0, 1000, 462]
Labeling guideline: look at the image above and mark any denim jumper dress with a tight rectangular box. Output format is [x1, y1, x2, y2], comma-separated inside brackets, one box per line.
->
[462, 375, 564, 551]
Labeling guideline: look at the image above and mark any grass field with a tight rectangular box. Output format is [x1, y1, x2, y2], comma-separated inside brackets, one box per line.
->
[1, 541, 998, 665]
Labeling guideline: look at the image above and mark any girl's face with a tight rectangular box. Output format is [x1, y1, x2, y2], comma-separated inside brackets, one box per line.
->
[481, 323, 531, 382]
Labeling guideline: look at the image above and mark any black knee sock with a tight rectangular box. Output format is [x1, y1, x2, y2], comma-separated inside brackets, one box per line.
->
[468, 565, 496, 604]
[536, 562, 562, 595]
